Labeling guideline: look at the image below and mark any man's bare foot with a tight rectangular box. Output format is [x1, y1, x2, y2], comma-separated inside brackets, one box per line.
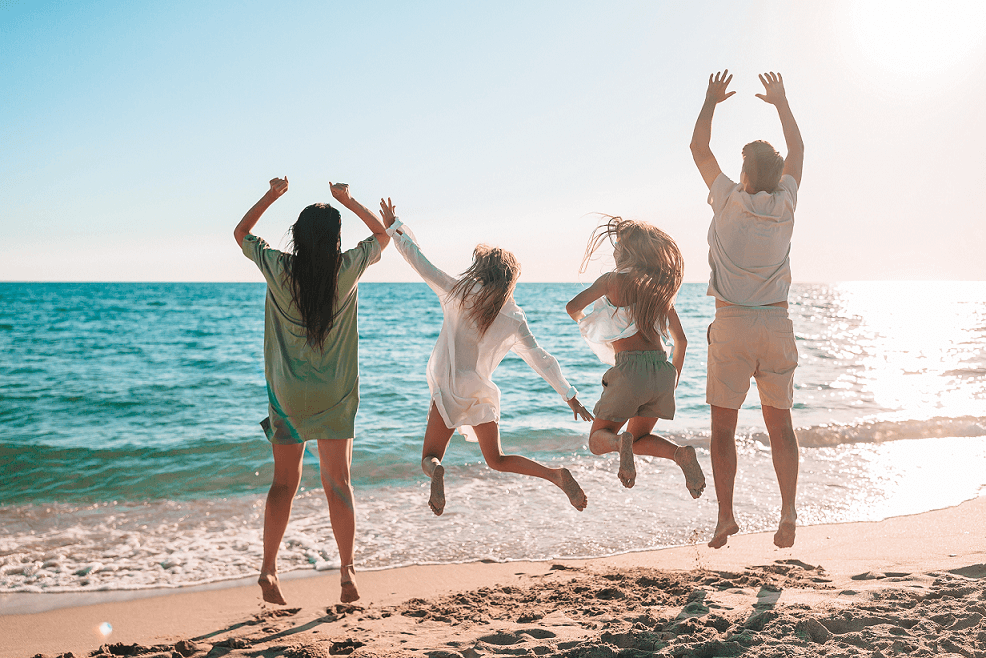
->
[708, 519, 739, 549]
[558, 468, 587, 511]
[340, 564, 360, 603]
[429, 464, 446, 516]
[258, 571, 287, 605]
[618, 432, 636, 488]
[673, 445, 706, 499]
[774, 510, 797, 548]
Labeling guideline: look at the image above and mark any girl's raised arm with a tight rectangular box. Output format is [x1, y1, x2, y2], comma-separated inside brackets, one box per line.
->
[329, 182, 391, 251]
[385, 217, 457, 295]
[566, 273, 613, 321]
[234, 177, 288, 246]
[512, 320, 592, 421]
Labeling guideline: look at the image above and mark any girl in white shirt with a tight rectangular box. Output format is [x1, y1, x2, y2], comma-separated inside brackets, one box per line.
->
[566, 217, 705, 498]
[385, 216, 593, 516]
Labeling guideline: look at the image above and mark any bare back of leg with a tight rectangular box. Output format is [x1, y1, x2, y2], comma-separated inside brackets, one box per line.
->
[474, 421, 587, 511]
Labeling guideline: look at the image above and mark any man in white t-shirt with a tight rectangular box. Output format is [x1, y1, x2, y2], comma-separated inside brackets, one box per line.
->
[689, 71, 805, 550]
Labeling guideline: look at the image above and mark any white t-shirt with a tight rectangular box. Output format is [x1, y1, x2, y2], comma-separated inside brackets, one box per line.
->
[386, 219, 575, 439]
[707, 172, 798, 306]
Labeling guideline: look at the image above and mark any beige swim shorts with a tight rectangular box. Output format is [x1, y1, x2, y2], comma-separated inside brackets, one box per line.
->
[594, 350, 677, 423]
[706, 306, 798, 410]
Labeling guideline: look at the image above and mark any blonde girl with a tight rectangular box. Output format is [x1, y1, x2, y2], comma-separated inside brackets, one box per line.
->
[566, 217, 705, 497]
[383, 213, 593, 516]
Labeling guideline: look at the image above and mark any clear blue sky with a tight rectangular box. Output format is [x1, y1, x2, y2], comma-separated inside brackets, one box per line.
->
[2, 0, 984, 282]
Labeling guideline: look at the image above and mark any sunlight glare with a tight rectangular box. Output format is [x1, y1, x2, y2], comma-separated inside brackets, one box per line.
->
[840, 0, 986, 78]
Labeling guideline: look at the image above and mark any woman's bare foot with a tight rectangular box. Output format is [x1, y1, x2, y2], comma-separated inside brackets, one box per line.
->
[258, 571, 287, 605]
[558, 468, 587, 511]
[708, 518, 739, 549]
[774, 510, 797, 548]
[340, 564, 360, 603]
[618, 432, 636, 488]
[429, 464, 446, 516]
[673, 445, 706, 499]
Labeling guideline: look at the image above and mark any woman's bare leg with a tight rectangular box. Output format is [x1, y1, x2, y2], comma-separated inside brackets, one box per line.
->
[421, 401, 455, 516]
[473, 421, 587, 511]
[317, 437, 358, 603]
[626, 417, 706, 499]
[587, 417, 635, 487]
[590, 417, 705, 498]
[259, 442, 305, 605]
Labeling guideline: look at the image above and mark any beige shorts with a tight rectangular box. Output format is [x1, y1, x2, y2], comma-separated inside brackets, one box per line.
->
[706, 306, 798, 410]
[593, 350, 677, 423]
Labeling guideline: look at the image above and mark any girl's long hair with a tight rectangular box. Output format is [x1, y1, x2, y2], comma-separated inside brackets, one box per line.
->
[447, 244, 520, 337]
[580, 216, 683, 344]
[283, 203, 343, 350]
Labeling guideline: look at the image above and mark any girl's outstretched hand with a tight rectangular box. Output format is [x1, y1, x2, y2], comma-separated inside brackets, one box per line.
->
[567, 397, 593, 421]
[268, 177, 288, 199]
[379, 197, 397, 228]
[329, 181, 352, 204]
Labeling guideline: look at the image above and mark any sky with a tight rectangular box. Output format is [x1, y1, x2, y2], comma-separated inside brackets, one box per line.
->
[2, 0, 985, 283]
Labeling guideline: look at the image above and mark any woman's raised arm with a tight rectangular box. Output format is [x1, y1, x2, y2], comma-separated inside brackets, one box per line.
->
[233, 177, 288, 246]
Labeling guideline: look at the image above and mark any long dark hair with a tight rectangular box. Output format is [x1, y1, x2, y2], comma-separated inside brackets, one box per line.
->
[580, 216, 683, 344]
[447, 244, 520, 337]
[283, 203, 342, 350]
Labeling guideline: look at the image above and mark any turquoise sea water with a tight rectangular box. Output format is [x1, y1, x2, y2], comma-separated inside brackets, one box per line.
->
[1, 281, 985, 594]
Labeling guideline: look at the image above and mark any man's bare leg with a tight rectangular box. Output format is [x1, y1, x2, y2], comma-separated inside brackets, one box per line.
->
[475, 421, 587, 511]
[763, 405, 799, 548]
[709, 405, 740, 548]
[421, 402, 455, 516]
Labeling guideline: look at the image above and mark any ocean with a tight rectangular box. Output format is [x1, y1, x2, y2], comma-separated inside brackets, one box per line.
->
[1, 281, 985, 599]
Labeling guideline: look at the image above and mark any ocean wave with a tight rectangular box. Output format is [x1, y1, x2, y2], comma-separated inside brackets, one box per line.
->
[777, 416, 986, 448]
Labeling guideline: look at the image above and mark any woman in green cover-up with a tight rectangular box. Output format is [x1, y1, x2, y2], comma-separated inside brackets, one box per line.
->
[234, 177, 394, 605]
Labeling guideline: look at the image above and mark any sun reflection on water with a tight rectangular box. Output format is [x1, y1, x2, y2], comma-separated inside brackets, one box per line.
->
[792, 281, 986, 426]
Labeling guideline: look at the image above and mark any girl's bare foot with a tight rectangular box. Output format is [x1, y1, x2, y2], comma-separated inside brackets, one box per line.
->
[618, 432, 636, 488]
[558, 468, 587, 511]
[429, 464, 446, 516]
[673, 445, 706, 499]
[708, 519, 739, 549]
[258, 571, 287, 605]
[340, 564, 360, 603]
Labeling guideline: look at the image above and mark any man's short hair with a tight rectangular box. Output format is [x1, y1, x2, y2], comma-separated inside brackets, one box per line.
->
[741, 141, 784, 193]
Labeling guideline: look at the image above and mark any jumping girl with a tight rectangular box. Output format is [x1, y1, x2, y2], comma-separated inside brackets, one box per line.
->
[234, 178, 393, 606]
[566, 217, 705, 498]
[382, 213, 593, 516]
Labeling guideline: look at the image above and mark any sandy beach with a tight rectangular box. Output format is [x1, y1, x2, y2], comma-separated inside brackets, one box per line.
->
[3, 495, 984, 658]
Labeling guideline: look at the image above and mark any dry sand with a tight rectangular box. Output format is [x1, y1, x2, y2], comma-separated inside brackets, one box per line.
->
[3, 495, 985, 658]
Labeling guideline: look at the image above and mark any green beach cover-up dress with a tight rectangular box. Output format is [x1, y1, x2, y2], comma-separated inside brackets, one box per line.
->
[241, 233, 381, 444]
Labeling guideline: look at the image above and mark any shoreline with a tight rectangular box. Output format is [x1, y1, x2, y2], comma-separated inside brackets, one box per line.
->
[4, 494, 985, 658]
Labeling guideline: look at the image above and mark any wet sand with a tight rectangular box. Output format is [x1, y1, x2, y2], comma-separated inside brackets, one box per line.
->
[4, 495, 985, 658]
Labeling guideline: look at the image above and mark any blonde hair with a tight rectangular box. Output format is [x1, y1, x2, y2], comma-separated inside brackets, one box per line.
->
[447, 244, 521, 336]
[580, 216, 684, 344]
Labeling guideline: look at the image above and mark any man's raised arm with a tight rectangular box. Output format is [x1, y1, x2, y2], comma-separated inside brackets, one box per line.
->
[690, 70, 735, 191]
[756, 71, 803, 187]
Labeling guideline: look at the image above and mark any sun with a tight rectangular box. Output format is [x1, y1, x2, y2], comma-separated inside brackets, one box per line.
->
[839, 0, 986, 78]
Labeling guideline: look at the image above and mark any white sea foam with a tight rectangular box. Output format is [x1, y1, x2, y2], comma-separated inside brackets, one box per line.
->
[2, 429, 984, 593]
